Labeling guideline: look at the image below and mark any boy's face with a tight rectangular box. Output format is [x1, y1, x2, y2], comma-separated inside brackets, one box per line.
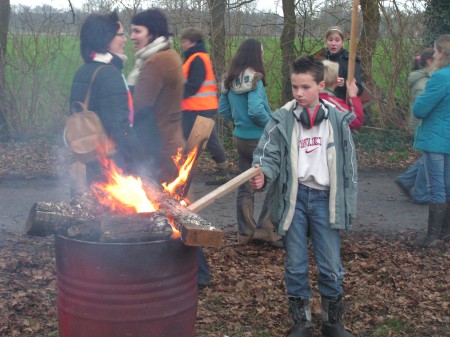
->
[181, 39, 196, 51]
[291, 72, 325, 108]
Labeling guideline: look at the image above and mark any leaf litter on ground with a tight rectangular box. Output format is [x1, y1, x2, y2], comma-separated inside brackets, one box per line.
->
[0, 229, 448, 337]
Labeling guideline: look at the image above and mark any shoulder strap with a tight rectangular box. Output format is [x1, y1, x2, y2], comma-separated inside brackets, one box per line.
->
[84, 65, 109, 106]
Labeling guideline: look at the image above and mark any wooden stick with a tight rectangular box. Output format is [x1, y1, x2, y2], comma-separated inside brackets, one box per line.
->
[173, 116, 215, 199]
[187, 167, 262, 213]
[347, 0, 360, 84]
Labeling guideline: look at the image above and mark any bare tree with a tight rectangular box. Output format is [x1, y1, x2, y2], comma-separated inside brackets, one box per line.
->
[423, 0, 450, 47]
[359, 0, 380, 84]
[280, 0, 296, 102]
[206, 0, 226, 80]
[0, 0, 11, 140]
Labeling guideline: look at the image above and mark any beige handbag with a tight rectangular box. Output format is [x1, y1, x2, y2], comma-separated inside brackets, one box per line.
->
[64, 65, 115, 164]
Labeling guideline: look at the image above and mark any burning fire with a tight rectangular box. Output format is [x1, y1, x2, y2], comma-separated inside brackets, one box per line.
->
[91, 146, 199, 238]
[162, 147, 198, 198]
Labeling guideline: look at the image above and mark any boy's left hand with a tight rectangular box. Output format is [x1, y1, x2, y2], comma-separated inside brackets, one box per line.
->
[250, 165, 265, 190]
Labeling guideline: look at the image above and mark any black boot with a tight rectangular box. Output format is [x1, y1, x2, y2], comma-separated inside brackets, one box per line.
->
[287, 297, 312, 337]
[439, 202, 450, 242]
[416, 203, 446, 248]
[321, 296, 354, 337]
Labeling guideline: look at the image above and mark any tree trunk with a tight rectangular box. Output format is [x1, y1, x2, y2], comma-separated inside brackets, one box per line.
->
[359, 0, 380, 84]
[280, 0, 296, 103]
[0, 0, 10, 140]
[207, 0, 226, 82]
[423, 0, 450, 47]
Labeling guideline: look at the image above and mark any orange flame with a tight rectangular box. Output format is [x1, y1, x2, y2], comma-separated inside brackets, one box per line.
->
[91, 159, 158, 214]
[162, 147, 198, 198]
[91, 145, 199, 239]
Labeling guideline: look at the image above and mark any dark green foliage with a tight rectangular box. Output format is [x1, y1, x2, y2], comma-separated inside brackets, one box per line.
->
[352, 127, 412, 153]
[423, 0, 450, 47]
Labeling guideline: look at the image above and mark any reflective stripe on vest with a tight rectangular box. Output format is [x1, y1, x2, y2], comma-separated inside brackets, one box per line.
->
[182, 52, 218, 111]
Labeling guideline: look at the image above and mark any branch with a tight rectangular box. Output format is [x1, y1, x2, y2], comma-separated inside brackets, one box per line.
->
[68, 0, 75, 24]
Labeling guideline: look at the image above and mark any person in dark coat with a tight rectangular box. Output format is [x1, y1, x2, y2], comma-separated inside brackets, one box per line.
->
[180, 27, 231, 186]
[69, 12, 141, 189]
[315, 26, 364, 100]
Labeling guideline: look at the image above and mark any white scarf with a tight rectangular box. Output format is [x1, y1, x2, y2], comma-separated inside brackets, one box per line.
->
[91, 52, 113, 64]
[127, 36, 171, 86]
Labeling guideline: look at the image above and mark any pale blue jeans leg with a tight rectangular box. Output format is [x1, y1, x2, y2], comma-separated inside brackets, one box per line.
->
[423, 152, 450, 203]
[284, 184, 344, 299]
[412, 156, 430, 203]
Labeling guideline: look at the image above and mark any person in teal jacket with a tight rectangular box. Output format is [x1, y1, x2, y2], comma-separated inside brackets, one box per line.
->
[219, 39, 282, 247]
[250, 55, 357, 337]
[412, 34, 450, 248]
[395, 48, 434, 205]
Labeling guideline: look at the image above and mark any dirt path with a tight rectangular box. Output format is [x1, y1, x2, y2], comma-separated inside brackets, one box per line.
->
[0, 169, 427, 235]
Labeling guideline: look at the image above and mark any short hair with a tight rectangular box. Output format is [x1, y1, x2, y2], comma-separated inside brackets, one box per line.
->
[322, 60, 339, 88]
[325, 26, 344, 41]
[290, 55, 324, 84]
[131, 8, 171, 39]
[180, 28, 204, 44]
[80, 12, 120, 63]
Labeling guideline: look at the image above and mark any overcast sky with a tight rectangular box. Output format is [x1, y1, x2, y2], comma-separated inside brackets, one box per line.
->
[11, 0, 281, 12]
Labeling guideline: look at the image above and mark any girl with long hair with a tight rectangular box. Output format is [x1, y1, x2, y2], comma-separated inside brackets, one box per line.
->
[219, 39, 282, 247]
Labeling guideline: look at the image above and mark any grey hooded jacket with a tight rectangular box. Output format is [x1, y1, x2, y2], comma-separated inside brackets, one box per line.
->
[252, 99, 358, 235]
[407, 68, 431, 134]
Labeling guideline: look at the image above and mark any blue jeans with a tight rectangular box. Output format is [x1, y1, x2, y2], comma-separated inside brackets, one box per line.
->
[422, 152, 450, 203]
[396, 156, 430, 203]
[233, 136, 272, 235]
[198, 247, 211, 285]
[284, 184, 344, 299]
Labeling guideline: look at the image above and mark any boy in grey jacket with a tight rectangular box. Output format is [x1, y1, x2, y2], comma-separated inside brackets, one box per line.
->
[250, 55, 357, 337]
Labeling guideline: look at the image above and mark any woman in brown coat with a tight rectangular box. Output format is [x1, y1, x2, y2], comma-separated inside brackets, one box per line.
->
[128, 8, 185, 184]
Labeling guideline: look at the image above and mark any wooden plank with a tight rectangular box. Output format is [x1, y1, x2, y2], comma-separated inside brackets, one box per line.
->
[187, 167, 262, 213]
[185, 115, 215, 154]
[179, 221, 224, 249]
[173, 116, 215, 199]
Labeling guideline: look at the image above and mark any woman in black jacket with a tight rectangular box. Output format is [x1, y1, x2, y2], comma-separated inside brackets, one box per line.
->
[315, 26, 364, 100]
[69, 12, 141, 188]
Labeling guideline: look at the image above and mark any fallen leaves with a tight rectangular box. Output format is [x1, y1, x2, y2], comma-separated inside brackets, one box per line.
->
[1, 229, 447, 337]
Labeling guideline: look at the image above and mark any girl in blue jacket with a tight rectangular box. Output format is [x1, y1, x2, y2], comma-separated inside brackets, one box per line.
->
[219, 39, 282, 247]
[413, 34, 450, 247]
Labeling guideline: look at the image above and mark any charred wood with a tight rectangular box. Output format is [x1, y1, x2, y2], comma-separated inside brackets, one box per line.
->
[26, 188, 223, 248]
[100, 212, 172, 243]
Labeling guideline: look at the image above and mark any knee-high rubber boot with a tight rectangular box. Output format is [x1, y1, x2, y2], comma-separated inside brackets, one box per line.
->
[287, 297, 312, 337]
[439, 202, 450, 242]
[321, 296, 354, 337]
[416, 203, 446, 248]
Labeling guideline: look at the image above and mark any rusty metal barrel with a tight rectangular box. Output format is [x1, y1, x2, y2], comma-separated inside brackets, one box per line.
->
[55, 235, 198, 337]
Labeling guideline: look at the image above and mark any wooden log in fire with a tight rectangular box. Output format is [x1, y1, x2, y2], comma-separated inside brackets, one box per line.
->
[142, 181, 224, 248]
[100, 212, 173, 243]
[26, 188, 224, 248]
[26, 201, 174, 243]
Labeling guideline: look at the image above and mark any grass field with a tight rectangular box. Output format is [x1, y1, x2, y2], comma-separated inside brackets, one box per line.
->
[4, 34, 417, 139]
